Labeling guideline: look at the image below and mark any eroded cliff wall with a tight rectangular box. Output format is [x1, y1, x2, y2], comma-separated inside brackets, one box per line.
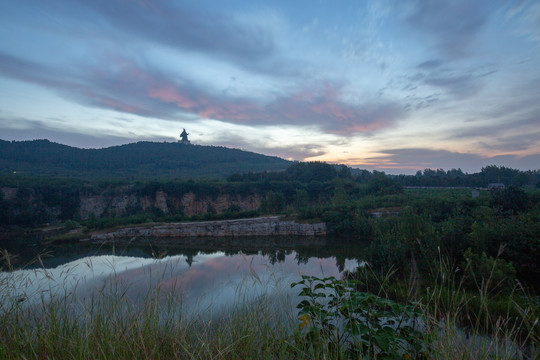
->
[78, 191, 261, 220]
[1, 186, 262, 224]
[77, 190, 261, 220]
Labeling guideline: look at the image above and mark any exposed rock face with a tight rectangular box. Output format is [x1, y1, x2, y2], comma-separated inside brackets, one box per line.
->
[111, 194, 139, 215]
[139, 191, 170, 213]
[79, 195, 107, 219]
[155, 191, 169, 214]
[45, 206, 61, 220]
[2, 184, 263, 223]
[180, 192, 204, 216]
[77, 191, 262, 220]
[180, 193, 261, 217]
[1, 187, 18, 201]
[90, 217, 327, 242]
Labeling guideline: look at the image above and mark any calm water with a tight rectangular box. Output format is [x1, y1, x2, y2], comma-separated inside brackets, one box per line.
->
[0, 236, 366, 315]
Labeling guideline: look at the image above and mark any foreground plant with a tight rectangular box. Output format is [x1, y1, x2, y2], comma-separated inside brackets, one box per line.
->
[291, 275, 426, 359]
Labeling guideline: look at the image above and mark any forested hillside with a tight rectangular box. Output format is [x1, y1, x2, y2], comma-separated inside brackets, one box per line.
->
[0, 139, 291, 179]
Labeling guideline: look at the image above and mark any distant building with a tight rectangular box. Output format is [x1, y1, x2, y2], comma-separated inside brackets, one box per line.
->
[179, 129, 191, 145]
[471, 188, 480, 198]
[488, 183, 505, 190]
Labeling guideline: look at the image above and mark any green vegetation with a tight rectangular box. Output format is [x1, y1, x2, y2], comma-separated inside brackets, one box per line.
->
[0, 259, 293, 359]
[393, 165, 540, 187]
[2, 163, 539, 288]
[0, 139, 290, 179]
[0, 255, 537, 359]
[291, 276, 425, 358]
[1, 162, 539, 290]
[1, 153, 539, 358]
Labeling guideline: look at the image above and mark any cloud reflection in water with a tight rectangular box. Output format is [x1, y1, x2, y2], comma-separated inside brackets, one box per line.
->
[1, 251, 358, 317]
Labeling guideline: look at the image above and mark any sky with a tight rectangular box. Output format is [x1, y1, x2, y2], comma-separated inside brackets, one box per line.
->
[1, 0, 539, 174]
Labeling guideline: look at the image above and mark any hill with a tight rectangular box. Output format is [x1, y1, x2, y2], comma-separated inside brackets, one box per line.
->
[0, 139, 291, 179]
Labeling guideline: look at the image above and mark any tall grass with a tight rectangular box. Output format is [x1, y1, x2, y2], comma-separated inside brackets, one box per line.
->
[0, 251, 302, 360]
[412, 247, 537, 359]
[0, 290, 294, 359]
[0, 249, 538, 359]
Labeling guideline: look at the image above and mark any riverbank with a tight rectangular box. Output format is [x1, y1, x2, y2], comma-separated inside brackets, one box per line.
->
[87, 216, 327, 243]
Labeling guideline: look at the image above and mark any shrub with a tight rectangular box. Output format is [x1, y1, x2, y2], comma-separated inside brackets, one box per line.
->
[462, 247, 516, 294]
[292, 276, 425, 359]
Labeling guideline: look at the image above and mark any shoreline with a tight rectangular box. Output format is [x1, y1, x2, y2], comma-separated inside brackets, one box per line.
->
[87, 216, 327, 243]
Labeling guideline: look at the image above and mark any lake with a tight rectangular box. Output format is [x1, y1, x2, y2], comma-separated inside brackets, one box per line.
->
[0, 235, 365, 317]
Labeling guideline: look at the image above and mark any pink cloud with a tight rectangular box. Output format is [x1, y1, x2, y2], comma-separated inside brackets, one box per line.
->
[4, 49, 402, 135]
[83, 89, 144, 114]
[197, 100, 262, 122]
[148, 85, 198, 109]
[265, 84, 401, 134]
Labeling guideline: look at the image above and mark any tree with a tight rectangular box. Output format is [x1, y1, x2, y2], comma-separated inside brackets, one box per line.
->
[332, 181, 348, 207]
[337, 165, 352, 180]
[285, 162, 337, 182]
[367, 173, 403, 195]
[260, 190, 285, 213]
[489, 186, 530, 214]
[294, 189, 310, 211]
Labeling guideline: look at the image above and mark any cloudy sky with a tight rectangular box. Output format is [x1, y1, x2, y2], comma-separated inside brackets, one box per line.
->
[1, 0, 539, 174]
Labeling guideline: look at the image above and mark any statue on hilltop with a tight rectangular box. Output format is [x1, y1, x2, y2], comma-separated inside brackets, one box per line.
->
[179, 129, 191, 144]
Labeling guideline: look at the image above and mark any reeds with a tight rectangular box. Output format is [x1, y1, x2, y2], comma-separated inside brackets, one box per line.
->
[0, 251, 302, 359]
[417, 247, 539, 359]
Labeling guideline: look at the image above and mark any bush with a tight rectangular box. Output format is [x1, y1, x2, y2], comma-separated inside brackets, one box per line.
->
[489, 186, 530, 214]
[462, 248, 516, 294]
[292, 276, 425, 359]
[260, 190, 285, 214]
[63, 220, 79, 230]
[367, 174, 403, 195]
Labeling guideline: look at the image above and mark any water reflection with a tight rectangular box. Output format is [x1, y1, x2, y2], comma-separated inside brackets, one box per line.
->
[0, 247, 361, 318]
[1, 235, 366, 272]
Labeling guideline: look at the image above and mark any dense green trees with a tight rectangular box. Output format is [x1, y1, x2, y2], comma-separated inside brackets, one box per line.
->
[394, 165, 540, 187]
[489, 186, 530, 214]
[0, 139, 290, 179]
[285, 162, 338, 182]
[367, 172, 403, 195]
[360, 188, 540, 291]
[260, 191, 285, 214]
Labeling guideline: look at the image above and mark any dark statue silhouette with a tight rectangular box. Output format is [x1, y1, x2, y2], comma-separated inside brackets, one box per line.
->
[180, 129, 189, 142]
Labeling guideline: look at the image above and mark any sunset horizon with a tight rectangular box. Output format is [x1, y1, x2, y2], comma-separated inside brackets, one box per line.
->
[1, 1, 539, 174]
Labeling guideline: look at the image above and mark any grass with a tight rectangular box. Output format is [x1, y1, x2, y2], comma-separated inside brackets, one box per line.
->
[0, 250, 538, 359]
[350, 254, 539, 359]
[0, 252, 298, 360]
[47, 231, 88, 243]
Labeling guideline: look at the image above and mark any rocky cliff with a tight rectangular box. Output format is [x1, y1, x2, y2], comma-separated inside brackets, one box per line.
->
[1, 185, 262, 224]
[89, 217, 327, 242]
[79, 190, 261, 219]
